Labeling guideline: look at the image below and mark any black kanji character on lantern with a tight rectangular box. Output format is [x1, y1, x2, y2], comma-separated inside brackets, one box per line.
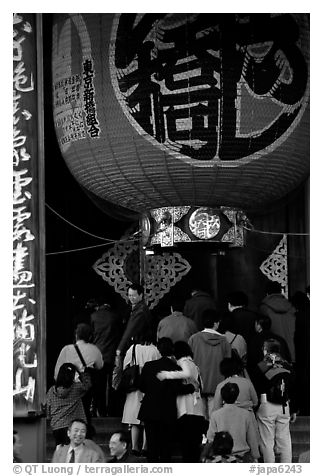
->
[113, 13, 309, 162]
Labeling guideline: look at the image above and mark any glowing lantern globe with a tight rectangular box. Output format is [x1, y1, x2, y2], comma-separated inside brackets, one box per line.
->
[52, 13, 309, 223]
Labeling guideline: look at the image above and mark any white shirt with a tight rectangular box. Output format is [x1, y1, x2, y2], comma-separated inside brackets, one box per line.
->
[123, 344, 160, 369]
[54, 340, 103, 379]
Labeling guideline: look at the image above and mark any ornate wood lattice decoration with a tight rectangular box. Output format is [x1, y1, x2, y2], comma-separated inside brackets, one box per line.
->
[149, 205, 246, 247]
[92, 234, 191, 308]
[144, 253, 191, 308]
[150, 206, 191, 246]
[259, 235, 288, 297]
[93, 240, 139, 303]
[221, 208, 245, 247]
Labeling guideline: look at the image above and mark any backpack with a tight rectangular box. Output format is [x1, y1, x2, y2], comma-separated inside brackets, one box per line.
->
[264, 366, 290, 412]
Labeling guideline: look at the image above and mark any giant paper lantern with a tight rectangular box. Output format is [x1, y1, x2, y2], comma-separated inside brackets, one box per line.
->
[52, 13, 310, 234]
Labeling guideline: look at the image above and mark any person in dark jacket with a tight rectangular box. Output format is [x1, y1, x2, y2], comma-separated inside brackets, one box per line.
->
[223, 291, 259, 345]
[115, 284, 151, 359]
[138, 338, 195, 463]
[113, 284, 151, 393]
[259, 282, 296, 362]
[247, 315, 291, 385]
[183, 287, 217, 331]
[108, 431, 140, 463]
[91, 299, 122, 416]
[291, 290, 310, 414]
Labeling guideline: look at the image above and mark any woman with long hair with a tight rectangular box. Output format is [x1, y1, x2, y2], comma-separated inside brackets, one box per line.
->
[46, 363, 92, 445]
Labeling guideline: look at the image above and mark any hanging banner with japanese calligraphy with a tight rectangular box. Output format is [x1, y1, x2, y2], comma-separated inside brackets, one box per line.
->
[52, 14, 309, 214]
[13, 13, 41, 415]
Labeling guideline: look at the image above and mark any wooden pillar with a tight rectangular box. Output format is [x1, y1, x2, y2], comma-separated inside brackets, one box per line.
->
[13, 13, 46, 462]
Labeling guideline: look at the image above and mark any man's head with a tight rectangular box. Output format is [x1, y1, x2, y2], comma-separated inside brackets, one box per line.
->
[191, 287, 201, 296]
[157, 337, 174, 357]
[220, 382, 239, 404]
[190, 282, 208, 296]
[174, 341, 193, 360]
[220, 357, 241, 379]
[170, 297, 185, 313]
[255, 315, 272, 333]
[265, 281, 282, 296]
[201, 309, 221, 330]
[212, 431, 234, 456]
[128, 284, 144, 307]
[227, 291, 248, 312]
[133, 326, 155, 345]
[95, 296, 112, 311]
[263, 338, 281, 356]
[109, 431, 130, 459]
[13, 430, 22, 460]
[67, 419, 87, 447]
[85, 298, 99, 312]
[75, 323, 92, 343]
[291, 291, 309, 311]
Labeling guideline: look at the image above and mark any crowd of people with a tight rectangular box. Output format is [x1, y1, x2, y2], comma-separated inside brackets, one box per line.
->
[44, 281, 309, 463]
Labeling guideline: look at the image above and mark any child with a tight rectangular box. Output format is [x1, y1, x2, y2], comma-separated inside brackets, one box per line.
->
[204, 431, 240, 463]
[202, 382, 260, 462]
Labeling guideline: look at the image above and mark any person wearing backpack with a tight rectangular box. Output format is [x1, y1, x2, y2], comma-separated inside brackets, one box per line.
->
[255, 338, 297, 463]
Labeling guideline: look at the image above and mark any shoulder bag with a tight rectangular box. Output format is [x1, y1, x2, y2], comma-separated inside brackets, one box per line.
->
[118, 344, 140, 393]
[74, 343, 97, 384]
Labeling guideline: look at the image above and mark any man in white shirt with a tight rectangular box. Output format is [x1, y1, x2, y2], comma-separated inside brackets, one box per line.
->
[54, 324, 103, 379]
[54, 324, 103, 437]
[52, 419, 102, 463]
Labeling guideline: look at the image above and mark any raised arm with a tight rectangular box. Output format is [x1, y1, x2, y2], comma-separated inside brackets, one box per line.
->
[212, 383, 223, 411]
[157, 359, 191, 381]
[249, 380, 259, 407]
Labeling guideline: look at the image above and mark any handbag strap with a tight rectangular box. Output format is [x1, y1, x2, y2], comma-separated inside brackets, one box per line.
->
[230, 334, 238, 345]
[197, 371, 203, 391]
[74, 343, 87, 367]
[131, 344, 137, 365]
